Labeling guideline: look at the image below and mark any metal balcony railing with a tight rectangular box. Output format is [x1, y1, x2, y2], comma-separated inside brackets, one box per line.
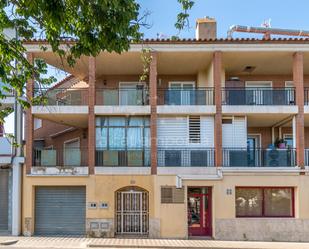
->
[95, 149, 150, 166]
[304, 88, 309, 105]
[222, 88, 295, 105]
[157, 88, 214, 105]
[157, 148, 215, 167]
[33, 88, 89, 105]
[33, 147, 88, 167]
[222, 148, 296, 167]
[96, 88, 149, 105]
[305, 149, 309, 166]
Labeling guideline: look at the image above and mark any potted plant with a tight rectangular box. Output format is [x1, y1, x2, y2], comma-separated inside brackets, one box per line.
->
[274, 138, 286, 149]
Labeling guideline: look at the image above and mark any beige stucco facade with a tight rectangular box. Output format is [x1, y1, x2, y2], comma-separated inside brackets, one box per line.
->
[22, 33, 309, 242]
[22, 168, 309, 241]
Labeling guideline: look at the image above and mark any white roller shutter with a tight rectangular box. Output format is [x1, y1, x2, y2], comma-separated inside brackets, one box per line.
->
[222, 116, 247, 148]
[157, 117, 187, 148]
[200, 116, 214, 147]
[222, 119, 233, 148]
[233, 116, 247, 147]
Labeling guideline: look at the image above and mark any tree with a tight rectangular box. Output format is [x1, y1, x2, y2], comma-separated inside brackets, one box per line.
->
[0, 0, 194, 123]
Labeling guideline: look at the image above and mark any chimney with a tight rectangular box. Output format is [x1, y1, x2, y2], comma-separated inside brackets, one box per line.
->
[195, 17, 217, 40]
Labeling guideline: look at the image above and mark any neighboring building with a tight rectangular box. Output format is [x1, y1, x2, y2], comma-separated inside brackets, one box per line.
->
[0, 81, 23, 236]
[22, 18, 309, 241]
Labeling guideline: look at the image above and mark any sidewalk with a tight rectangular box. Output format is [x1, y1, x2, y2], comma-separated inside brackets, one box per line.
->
[1, 236, 309, 249]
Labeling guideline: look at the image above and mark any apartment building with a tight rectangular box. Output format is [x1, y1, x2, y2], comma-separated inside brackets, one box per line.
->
[22, 18, 309, 241]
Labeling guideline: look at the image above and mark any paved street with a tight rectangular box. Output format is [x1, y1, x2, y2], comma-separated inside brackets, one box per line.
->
[1, 237, 309, 249]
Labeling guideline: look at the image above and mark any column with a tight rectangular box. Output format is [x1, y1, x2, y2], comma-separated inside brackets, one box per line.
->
[293, 52, 305, 168]
[213, 51, 223, 167]
[149, 52, 157, 175]
[12, 86, 24, 235]
[88, 56, 96, 174]
[25, 53, 34, 174]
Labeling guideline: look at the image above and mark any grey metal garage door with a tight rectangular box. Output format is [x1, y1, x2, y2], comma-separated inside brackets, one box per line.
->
[0, 170, 9, 231]
[35, 186, 86, 236]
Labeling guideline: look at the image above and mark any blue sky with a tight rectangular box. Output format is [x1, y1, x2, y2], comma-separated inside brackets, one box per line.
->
[138, 0, 309, 39]
[4, 0, 309, 133]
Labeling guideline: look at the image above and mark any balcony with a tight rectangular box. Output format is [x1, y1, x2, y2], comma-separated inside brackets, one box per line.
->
[157, 88, 214, 105]
[0, 136, 12, 156]
[157, 88, 215, 114]
[157, 148, 215, 167]
[305, 88, 309, 105]
[0, 136, 12, 165]
[95, 149, 150, 167]
[96, 88, 149, 106]
[222, 88, 295, 105]
[94, 88, 150, 115]
[222, 148, 296, 167]
[34, 88, 89, 105]
[33, 147, 88, 167]
[0, 82, 14, 110]
[32, 88, 89, 127]
[305, 149, 309, 166]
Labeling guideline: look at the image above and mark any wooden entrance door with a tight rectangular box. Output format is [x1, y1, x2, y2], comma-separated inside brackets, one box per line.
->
[187, 187, 212, 236]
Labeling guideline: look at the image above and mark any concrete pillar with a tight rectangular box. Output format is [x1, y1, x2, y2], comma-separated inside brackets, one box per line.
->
[25, 53, 34, 174]
[88, 56, 96, 174]
[213, 51, 223, 167]
[149, 52, 157, 175]
[11, 87, 24, 235]
[293, 52, 305, 168]
[11, 158, 23, 235]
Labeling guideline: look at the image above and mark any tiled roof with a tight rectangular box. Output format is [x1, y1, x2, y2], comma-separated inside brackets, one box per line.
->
[23, 37, 309, 45]
[50, 75, 74, 90]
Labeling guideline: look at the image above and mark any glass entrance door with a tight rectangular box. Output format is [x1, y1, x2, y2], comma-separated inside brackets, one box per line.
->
[187, 187, 212, 236]
[247, 135, 261, 167]
[246, 82, 272, 105]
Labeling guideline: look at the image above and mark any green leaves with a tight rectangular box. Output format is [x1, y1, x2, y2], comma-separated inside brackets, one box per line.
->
[140, 48, 152, 82]
[175, 0, 194, 31]
[0, 0, 143, 123]
[0, 0, 195, 125]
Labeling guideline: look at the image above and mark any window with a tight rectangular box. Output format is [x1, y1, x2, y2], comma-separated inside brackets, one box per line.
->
[283, 134, 293, 148]
[236, 187, 294, 217]
[96, 116, 150, 149]
[95, 116, 150, 166]
[34, 118, 42, 130]
[189, 116, 200, 143]
[168, 82, 195, 105]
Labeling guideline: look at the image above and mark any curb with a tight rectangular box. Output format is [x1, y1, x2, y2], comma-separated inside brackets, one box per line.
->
[0, 240, 18, 246]
[87, 244, 280, 249]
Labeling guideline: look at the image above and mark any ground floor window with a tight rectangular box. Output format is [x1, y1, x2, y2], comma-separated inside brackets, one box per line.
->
[235, 187, 294, 217]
